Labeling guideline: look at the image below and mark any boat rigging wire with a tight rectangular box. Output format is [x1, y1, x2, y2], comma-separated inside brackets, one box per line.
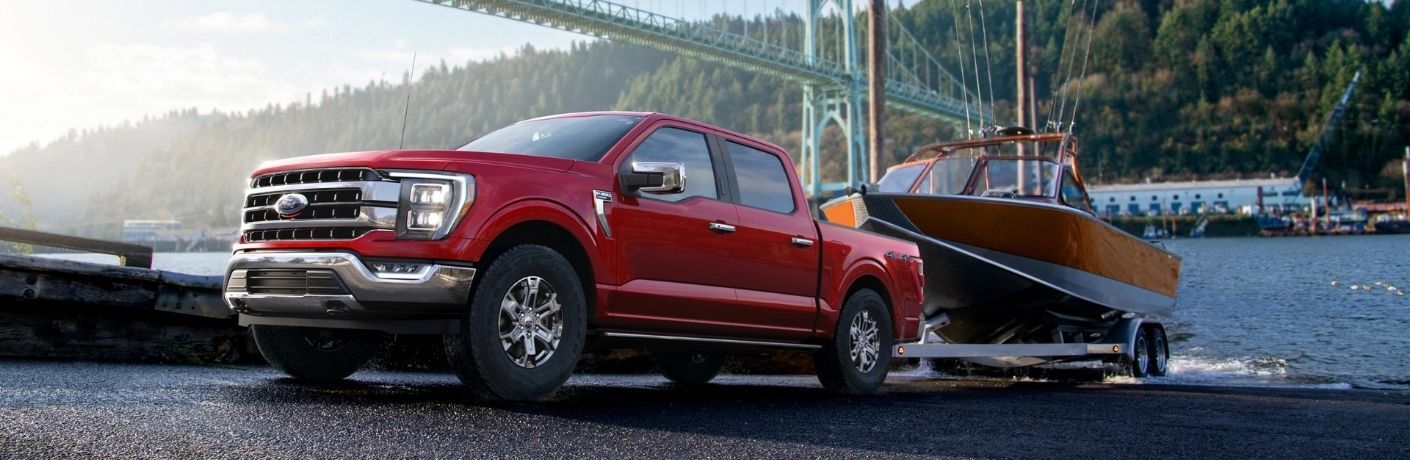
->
[947, 0, 974, 137]
[1050, 0, 1086, 133]
[963, 1, 987, 131]
[977, 0, 997, 129]
[1068, 0, 1099, 133]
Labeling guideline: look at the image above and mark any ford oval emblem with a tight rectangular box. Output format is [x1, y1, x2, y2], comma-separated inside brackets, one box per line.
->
[274, 193, 309, 217]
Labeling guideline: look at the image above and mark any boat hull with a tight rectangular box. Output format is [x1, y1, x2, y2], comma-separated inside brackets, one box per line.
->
[1374, 219, 1410, 234]
[823, 193, 1182, 347]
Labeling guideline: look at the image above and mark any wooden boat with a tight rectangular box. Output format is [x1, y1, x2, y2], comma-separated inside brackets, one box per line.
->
[821, 130, 1182, 356]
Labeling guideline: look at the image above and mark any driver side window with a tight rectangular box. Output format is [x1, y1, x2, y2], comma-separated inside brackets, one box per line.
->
[624, 127, 718, 203]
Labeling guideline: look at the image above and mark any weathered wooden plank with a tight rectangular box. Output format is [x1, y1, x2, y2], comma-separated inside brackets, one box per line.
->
[0, 254, 231, 320]
[0, 227, 153, 268]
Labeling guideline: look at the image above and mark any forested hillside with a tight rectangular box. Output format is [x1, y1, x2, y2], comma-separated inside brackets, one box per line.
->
[3, 0, 1408, 237]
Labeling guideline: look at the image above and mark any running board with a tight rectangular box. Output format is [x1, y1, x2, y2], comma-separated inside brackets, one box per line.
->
[599, 332, 821, 350]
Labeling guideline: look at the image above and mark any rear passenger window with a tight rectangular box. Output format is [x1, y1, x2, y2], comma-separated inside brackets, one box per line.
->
[727, 142, 796, 214]
[626, 127, 717, 202]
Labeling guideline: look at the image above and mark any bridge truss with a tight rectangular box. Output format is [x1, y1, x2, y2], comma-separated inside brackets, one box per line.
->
[415, 0, 983, 194]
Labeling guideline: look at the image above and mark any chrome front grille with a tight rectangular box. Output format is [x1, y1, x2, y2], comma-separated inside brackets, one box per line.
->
[251, 168, 383, 188]
[241, 168, 400, 242]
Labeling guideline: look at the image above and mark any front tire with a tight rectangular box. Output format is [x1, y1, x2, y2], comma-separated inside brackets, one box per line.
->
[251, 325, 382, 382]
[650, 351, 725, 385]
[443, 245, 586, 401]
[814, 289, 892, 395]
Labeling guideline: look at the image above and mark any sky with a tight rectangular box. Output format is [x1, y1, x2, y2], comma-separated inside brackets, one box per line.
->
[0, 0, 905, 156]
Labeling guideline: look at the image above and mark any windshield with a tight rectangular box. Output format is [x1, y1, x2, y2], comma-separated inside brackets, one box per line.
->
[918, 157, 979, 195]
[876, 164, 926, 192]
[458, 115, 643, 161]
[972, 158, 1060, 198]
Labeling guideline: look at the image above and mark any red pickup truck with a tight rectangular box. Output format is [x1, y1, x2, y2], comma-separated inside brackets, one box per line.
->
[224, 112, 923, 400]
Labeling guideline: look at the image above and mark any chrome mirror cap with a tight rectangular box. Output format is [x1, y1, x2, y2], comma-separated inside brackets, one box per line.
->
[630, 161, 686, 194]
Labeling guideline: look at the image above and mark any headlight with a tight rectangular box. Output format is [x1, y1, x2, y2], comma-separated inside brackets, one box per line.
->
[386, 171, 475, 240]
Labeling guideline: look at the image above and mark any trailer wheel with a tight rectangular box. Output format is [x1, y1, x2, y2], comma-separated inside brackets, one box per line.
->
[814, 288, 892, 395]
[650, 351, 725, 385]
[251, 325, 382, 382]
[1148, 326, 1170, 377]
[443, 244, 586, 401]
[1128, 326, 1152, 378]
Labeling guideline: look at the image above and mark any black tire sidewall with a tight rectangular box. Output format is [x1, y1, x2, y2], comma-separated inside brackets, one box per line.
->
[458, 245, 586, 400]
[821, 289, 893, 394]
[650, 351, 725, 385]
[1149, 326, 1169, 376]
[1131, 331, 1151, 378]
[251, 325, 381, 381]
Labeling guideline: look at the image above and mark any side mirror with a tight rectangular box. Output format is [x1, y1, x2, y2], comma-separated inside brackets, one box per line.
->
[623, 162, 685, 194]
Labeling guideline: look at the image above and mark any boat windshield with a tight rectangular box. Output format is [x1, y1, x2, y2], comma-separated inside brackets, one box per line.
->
[917, 157, 980, 195]
[971, 158, 1060, 198]
[876, 163, 927, 192]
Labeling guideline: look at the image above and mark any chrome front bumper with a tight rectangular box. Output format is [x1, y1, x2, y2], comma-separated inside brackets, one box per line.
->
[224, 252, 476, 318]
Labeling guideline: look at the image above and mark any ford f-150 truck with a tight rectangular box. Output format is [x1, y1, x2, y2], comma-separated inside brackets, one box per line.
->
[224, 112, 923, 400]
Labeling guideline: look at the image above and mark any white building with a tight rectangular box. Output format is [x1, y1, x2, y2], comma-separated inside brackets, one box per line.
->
[1087, 177, 1308, 217]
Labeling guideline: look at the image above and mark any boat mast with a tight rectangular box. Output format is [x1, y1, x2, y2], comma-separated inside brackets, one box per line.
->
[1015, 1, 1029, 192]
[1398, 145, 1410, 214]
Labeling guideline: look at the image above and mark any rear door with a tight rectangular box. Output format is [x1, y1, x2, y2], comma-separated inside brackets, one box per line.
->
[715, 138, 820, 339]
[606, 123, 744, 335]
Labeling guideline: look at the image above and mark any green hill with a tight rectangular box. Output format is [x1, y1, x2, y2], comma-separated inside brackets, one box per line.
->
[3, 0, 1408, 238]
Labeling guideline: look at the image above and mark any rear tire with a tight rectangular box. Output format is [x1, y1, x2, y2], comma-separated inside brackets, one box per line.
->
[1148, 326, 1170, 377]
[1128, 327, 1152, 378]
[650, 351, 725, 385]
[814, 289, 892, 395]
[443, 244, 586, 401]
[251, 325, 382, 382]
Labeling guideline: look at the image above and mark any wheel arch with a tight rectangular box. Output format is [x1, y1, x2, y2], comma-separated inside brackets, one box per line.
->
[834, 259, 903, 339]
[469, 201, 603, 317]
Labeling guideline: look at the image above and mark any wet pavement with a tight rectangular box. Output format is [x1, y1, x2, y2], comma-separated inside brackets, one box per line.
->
[1, 360, 1407, 458]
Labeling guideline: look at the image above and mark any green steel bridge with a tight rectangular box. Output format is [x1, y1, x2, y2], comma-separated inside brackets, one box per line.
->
[415, 0, 984, 195]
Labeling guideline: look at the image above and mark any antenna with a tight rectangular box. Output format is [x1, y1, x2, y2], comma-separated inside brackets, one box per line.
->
[398, 52, 418, 150]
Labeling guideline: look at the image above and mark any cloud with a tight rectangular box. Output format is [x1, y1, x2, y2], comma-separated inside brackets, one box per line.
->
[303, 17, 329, 29]
[164, 12, 287, 33]
[83, 42, 297, 110]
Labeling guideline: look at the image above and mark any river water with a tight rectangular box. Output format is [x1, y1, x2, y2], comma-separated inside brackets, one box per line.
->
[40, 235, 1410, 390]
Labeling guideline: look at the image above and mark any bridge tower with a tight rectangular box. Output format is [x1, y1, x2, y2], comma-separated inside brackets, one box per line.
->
[800, 0, 867, 198]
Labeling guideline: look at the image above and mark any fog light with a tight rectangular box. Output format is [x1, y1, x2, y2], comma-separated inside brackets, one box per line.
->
[369, 262, 429, 280]
[897, 345, 906, 356]
[1112, 345, 1121, 353]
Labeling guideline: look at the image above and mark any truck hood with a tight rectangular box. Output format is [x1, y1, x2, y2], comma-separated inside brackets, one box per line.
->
[252, 150, 577, 176]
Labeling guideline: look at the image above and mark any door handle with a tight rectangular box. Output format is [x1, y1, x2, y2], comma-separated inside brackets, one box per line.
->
[791, 237, 815, 247]
[708, 222, 736, 233]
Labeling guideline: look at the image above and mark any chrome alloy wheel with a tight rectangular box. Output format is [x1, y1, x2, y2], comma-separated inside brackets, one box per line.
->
[848, 310, 881, 373]
[497, 276, 564, 368]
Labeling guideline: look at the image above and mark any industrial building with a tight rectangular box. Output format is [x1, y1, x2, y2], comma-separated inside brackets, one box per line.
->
[1087, 177, 1309, 217]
